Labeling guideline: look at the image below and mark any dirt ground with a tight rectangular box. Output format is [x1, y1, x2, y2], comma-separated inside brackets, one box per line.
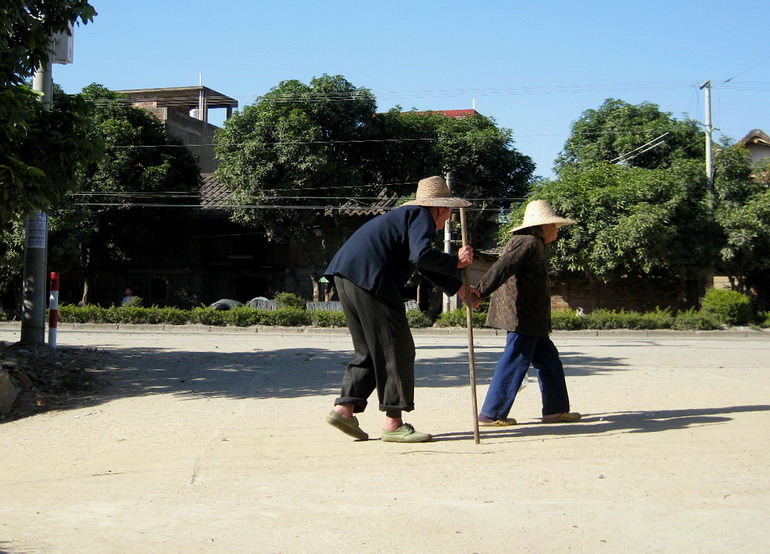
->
[1, 323, 769, 554]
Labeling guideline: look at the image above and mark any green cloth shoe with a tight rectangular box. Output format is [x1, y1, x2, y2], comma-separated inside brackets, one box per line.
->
[326, 410, 369, 440]
[381, 423, 432, 443]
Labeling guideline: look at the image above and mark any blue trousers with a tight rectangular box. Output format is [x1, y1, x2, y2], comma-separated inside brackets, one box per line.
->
[480, 332, 571, 419]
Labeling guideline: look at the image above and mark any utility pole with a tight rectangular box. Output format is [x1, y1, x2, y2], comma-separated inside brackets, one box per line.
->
[700, 79, 714, 191]
[443, 172, 454, 314]
[20, 60, 53, 344]
[20, 27, 72, 344]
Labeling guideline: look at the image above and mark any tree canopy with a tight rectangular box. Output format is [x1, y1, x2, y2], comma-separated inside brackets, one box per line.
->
[511, 161, 720, 282]
[1, 84, 201, 306]
[0, 0, 100, 225]
[505, 96, 770, 310]
[555, 98, 704, 173]
[214, 74, 534, 244]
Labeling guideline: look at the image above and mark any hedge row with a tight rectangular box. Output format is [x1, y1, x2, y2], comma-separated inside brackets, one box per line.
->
[5, 289, 766, 330]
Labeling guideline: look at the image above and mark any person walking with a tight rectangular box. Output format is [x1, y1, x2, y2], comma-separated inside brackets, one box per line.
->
[475, 199, 581, 426]
[325, 176, 478, 443]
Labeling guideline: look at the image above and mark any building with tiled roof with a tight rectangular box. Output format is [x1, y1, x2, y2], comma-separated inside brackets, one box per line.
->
[738, 129, 770, 164]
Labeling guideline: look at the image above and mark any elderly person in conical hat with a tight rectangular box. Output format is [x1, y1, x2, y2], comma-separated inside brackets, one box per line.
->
[474, 199, 581, 426]
[324, 176, 479, 443]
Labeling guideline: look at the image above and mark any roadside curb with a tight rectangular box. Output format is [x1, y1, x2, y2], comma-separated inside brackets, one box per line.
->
[1, 322, 768, 339]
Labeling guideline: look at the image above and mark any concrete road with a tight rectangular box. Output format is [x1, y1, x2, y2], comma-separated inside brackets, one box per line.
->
[1, 324, 769, 553]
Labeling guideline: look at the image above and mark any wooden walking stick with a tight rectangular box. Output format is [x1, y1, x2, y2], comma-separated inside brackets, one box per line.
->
[459, 208, 480, 444]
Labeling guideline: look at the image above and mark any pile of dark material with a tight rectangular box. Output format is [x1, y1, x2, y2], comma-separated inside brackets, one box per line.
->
[0, 341, 102, 422]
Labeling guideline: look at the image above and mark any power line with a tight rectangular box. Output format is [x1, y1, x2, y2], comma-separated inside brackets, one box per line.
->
[722, 56, 770, 84]
[71, 202, 505, 212]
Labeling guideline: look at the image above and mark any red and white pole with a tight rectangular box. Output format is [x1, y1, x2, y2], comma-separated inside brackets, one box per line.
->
[48, 271, 59, 348]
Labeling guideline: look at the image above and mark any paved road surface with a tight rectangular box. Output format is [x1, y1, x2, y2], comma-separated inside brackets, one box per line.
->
[1, 324, 769, 553]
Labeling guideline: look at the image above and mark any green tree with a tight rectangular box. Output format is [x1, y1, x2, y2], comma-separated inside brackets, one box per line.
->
[555, 98, 704, 173]
[215, 75, 534, 247]
[45, 84, 200, 305]
[713, 145, 770, 305]
[0, 0, 100, 225]
[510, 161, 719, 285]
[215, 74, 377, 241]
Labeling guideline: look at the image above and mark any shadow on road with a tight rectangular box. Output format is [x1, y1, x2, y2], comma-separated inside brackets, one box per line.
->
[80, 343, 626, 403]
[431, 404, 770, 442]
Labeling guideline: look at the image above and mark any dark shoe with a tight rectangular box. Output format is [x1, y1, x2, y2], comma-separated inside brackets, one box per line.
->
[542, 412, 582, 423]
[478, 414, 517, 427]
[326, 410, 368, 440]
[381, 423, 432, 443]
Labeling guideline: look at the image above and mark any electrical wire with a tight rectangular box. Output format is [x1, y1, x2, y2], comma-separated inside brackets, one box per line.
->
[71, 202, 504, 212]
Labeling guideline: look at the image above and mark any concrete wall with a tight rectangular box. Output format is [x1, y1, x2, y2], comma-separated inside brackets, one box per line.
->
[141, 106, 219, 173]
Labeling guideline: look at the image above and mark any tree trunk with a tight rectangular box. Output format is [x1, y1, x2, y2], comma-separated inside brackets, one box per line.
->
[79, 278, 89, 307]
[311, 275, 320, 302]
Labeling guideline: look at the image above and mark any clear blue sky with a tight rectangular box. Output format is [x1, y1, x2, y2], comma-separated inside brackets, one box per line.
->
[54, 0, 770, 179]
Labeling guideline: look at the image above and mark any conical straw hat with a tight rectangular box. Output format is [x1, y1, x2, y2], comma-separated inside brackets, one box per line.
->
[509, 200, 576, 233]
[401, 176, 470, 208]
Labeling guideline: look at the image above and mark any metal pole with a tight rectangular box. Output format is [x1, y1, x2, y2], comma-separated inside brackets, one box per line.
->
[48, 272, 60, 348]
[460, 208, 480, 444]
[20, 60, 52, 344]
[443, 172, 453, 314]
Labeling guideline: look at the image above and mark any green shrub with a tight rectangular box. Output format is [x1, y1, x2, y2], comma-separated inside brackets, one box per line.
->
[759, 311, 770, 328]
[433, 308, 487, 328]
[224, 306, 261, 327]
[311, 310, 347, 327]
[270, 307, 311, 326]
[156, 307, 189, 325]
[637, 307, 675, 329]
[58, 303, 107, 323]
[700, 288, 752, 326]
[583, 309, 627, 329]
[274, 292, 305, 310]
[551, 310, 586, 330]
[190, 307, 227, 326]
[122, 295, 142, 307]
[406, 309, 432, 328]
[672, 307, 722, 330]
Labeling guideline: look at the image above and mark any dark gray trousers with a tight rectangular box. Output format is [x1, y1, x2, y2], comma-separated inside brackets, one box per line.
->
[333, 276, 415, 413]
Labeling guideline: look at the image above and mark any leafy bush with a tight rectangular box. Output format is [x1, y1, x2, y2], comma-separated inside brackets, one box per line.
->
[637, 307, 675, 329]
[434, 308, 487, 328]
[700, 288, 752, 326]
[672, 307, 722, 330]
[759, 311, 770, 328]
[155, 307, 189, 325]
[406, 309, 432, 328]
[551, 310, 586, 330]
[122, 295, 142, 307]
[190, 307, 227, 326]
[47, 301, 745, 331]
[274, 292, 305, 310]
[311, 310, 347, 327]
[583, 309, 627, 329]
[224, 306, 262, 327]
[59, 303, 108, 323]
[270, 307, 311, 326]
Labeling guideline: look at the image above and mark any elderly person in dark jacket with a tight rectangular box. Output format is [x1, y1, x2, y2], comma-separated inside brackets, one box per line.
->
[475, 200, 581, 426]
[325, 176, 478, 443]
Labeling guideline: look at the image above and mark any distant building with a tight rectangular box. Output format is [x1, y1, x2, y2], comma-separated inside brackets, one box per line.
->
[738, 129, 770, 164]
[116, 86, 238, 173]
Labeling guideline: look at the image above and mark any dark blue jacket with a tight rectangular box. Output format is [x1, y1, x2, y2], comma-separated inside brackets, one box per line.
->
[325, 206, 463, 307]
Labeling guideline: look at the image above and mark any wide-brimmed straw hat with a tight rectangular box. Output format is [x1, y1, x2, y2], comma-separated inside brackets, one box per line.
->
[509, 200, 576, 233]
[401, 176, 470, 208]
